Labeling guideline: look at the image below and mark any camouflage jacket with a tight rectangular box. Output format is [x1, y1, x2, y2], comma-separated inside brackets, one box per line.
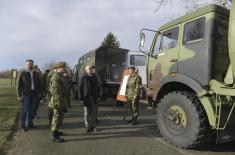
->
[46, 71, 54, 91]
[63, 75, 72, 90]
[48, 72, 67, 109]
[125, 73, 142, 98]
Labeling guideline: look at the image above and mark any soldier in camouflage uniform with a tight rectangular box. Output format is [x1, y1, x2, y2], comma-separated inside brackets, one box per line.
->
[125, 66, 142, 125]
[48, 62, 67, 143]
[47, 69, 55, 126]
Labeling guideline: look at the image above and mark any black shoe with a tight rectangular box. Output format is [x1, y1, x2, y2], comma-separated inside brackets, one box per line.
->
[132, 118, 137, 125]
[52, 131, 65, 143]
[58, 131, 63, 136]
[52, 136, 65, 143]
[28, 124, 37, 128]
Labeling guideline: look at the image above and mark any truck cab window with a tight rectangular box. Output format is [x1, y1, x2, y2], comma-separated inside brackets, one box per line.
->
[162, 27, 179, 50]
[183, 18, 205, 44]
[130, 55, 146, 66]
[79, 59, 84, 64]
[86, 56, 91, 62]
[152, 34, 162, 56]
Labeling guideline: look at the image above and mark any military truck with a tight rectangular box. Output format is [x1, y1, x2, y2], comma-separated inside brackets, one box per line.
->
[72, 47, 147, 99]
[139, 4, 235, 148]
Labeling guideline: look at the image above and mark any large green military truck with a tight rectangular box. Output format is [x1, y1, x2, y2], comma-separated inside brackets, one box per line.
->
[139, 4, 235, 148]
[72, 47, 147, 99]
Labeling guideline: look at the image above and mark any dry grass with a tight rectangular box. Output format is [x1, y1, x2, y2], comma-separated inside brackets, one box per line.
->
[0, 78, 19, 155]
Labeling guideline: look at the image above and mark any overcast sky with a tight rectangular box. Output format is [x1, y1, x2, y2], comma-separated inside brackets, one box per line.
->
[0, 0, 186, 71]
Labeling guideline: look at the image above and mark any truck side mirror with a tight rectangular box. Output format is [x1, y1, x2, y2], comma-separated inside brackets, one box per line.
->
[140, 32, 145, 47]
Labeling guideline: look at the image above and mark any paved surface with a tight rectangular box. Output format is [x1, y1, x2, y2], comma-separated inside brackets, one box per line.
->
[10, 99, 235, 155]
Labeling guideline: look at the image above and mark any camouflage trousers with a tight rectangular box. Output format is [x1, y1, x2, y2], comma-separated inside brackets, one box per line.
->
[49, 108, 64, 131]
[127, 97, 139, 118]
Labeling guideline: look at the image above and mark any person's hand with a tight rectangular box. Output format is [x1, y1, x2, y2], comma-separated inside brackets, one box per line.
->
[18, 97, 23, 103]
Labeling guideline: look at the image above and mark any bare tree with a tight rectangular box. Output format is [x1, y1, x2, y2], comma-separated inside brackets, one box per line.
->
[154, 0, 232, 14]
[154, 0, 170, 12]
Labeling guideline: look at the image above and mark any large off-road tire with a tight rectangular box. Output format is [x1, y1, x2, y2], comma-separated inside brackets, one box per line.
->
[157, 91, 209, 148]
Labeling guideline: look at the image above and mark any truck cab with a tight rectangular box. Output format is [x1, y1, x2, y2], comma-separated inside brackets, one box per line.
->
[139, 4, 235, 148]
[143, 5, 229, 102]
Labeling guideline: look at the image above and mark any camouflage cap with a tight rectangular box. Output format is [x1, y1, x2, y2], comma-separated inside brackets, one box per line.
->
[128, 66, 136, 70]
[53, 62, 66, 69]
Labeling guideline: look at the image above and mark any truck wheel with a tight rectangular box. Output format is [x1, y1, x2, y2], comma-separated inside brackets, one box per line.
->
[157, 91, 209, 148]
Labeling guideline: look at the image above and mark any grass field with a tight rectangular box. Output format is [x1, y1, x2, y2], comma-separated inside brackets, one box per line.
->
[0, 78, 20, 155]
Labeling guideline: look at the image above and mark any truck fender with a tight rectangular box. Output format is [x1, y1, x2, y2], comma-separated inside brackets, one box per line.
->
[158, 73, 208, 98]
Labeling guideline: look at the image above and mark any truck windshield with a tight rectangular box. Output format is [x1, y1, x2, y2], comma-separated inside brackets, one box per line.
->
[162, 27, 179, 50]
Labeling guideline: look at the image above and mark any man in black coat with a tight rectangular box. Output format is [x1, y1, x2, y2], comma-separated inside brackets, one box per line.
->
[17, 59, 42, 131]
[79, 65, 100, 133]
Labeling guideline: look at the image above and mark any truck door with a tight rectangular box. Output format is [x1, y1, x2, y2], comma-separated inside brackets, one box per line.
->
[127, 52, 147, 85]
[147, 26, 180, 97]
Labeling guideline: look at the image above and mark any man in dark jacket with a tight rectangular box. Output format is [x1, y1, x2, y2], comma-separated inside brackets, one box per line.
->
[91, 66, 102, 123]
[17, 59, 42, 131]
[79, 65, 100, 133]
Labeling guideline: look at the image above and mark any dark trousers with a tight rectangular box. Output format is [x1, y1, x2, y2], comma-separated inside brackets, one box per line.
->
[20, 91, 37, 128]
[34, 100, 40, 116]
[84, 97, 97, 129]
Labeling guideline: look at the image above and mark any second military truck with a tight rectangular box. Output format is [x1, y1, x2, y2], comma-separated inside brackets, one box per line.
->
[72, 47, 147, 99]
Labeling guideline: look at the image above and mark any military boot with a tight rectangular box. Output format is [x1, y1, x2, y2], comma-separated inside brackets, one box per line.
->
[52, 130, 65, 143]
[132, 117, 137, 125]
[57, 131, 64, 136]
